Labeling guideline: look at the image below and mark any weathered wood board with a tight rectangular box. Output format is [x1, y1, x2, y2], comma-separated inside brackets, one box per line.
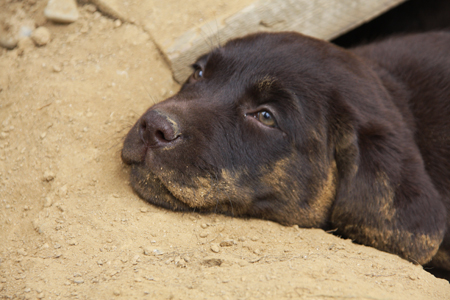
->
[91, 0, 406, 83]
[163, 0, 406, 83]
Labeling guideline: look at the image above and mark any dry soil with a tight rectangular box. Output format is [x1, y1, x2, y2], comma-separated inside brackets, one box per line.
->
[1, 1, 449, 300]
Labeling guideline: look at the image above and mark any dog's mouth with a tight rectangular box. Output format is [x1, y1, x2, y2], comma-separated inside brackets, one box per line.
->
[129, 164, 194, 211]
[127, 161, 254, 216]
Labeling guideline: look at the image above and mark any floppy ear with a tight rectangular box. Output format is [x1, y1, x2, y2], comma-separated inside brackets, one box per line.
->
[329, 87, 447, 265]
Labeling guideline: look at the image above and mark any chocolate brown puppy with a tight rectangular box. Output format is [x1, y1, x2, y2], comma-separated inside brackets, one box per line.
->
[122, 31, 450, 270]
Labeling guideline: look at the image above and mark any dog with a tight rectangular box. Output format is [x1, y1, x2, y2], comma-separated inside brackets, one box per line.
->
[122, 31, 450, 271]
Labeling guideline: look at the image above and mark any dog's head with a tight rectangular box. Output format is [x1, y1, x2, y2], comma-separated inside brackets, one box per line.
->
[122, 32, 446, 264]
[122, 32, 350, 226]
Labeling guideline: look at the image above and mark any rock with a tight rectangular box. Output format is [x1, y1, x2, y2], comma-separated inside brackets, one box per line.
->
[220, 240, 235, 247]
[31, 27, 51, 46]
[0, 29, 18, 50]
[52, 64, 62, 72]
[114, 19, 122, 28]
[43, 171, 55, 182]
[73, 278, 84, 284]
[202, 257, 223, 267]
[17, 248, 28, 256]
[44, 197, 53, 207]
[210, 244, 220, 253]
[45, 0, 79, 23]
[84, 4, 97, 13]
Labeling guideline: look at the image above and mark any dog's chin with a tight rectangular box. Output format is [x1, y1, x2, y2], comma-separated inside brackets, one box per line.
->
[129, 165, 193, 211]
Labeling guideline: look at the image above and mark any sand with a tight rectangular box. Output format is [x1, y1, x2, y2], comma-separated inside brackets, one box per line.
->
[1, 1, 449, 299]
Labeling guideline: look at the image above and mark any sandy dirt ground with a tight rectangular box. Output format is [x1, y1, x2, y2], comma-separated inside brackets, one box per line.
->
[1, 1, 449, 299]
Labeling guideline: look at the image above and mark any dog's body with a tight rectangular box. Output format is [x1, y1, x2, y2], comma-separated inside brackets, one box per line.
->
[122, 32, 450, 270]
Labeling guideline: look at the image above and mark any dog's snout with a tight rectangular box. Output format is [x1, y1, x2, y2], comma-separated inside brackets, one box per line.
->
[139, 110, 181, 147]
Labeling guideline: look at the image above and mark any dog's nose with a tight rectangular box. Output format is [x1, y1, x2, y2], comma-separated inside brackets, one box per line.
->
[139, 110, 180, 147]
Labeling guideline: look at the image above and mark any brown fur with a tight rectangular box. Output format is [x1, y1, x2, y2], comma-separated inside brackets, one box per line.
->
[122, 32, 450, 273]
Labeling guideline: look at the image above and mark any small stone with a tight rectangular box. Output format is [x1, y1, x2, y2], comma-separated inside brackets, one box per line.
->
[17, 248, 28, 256]
[113, 290, 121, 296]
[140, 207, 148, 213]
[59, 185, 68, 196]
[40, 132, 47, 139]
[73, 278, 84, 284]
[199, 232, 208, 238]
[210, 244, 220, 253]
[0, 34, 18, 50]
[152, 249, 164, 256]
[114, 20, 122, 28]
[238, 260, 249, 267]
[238, 236, 246, 242]
[84, 4, 97, 13]
[37, 292, 45, 299]
[44, 197, 53, 207]
[254, 249, 261, 255]
[220, 240, 235, 247]
[251, 236, 259, 241]
[31, 27, 51, 46]
[68, 239, 78, 245]
[201, 223, 208, 229]
[142, 247, 152, 256]
[24, 287, 31, 292]
[131, 255, 140, 265]
[43, 171, 55, 181]
[52, 64, 62, 72]
[45, 0, 79, 23]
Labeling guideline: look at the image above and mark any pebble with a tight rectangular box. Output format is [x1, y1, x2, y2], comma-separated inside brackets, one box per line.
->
[84, 4, 97, 13]
[0, 34, 18, 50]
[238, 236, 246, 242]
[37, 292, 45, 299]
[114, 20, 122, 28]
[152, 249, 164, 256]
[210, 244, 220, 253]
[199, 232, 208, 238]
[142, 247, 152, 256]
[220, 240, 235, 247]
[45, 0, 79, 23]
[24, 287, 31, 293]
[68, 239, 78, 245]
[44, 197, 53, 207]
[53, 64, 62, 72]
[131, 255, 140, 265]
[43, 171, 55, 182]
[31, 27, 51, 46]
[201, 223, 208, 229]
[140, 207, 148, 213]
[113, 290, 121, 296]
[17, 248, 28, 256]
[73, 278, 84, 284]
[251, 236, 259, 241]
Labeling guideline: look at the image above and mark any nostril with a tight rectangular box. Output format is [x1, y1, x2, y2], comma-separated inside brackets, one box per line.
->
[139, 110, 181, 147]
[155, 130, 167, 142]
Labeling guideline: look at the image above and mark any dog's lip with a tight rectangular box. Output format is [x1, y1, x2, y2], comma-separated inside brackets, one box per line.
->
[130, 164, 194, 211]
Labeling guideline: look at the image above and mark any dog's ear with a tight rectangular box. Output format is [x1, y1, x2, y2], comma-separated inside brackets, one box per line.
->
[328, 84, 447, 265]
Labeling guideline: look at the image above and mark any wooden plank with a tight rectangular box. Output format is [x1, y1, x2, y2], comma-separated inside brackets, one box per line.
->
[160, 0, 406, 83]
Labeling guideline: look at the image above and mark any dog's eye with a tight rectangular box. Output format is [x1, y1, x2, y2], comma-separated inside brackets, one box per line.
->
[193, 68, 203, 80]
[257, 110, 276, 127]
